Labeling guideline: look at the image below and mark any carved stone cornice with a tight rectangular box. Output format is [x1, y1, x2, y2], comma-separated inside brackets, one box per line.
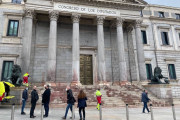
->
[54, 0, 146, 11]
[116, 17, 125, 27]
[72, 13, 81, 23]
[49, 10, 59, 21]
[97, 16, 105, 25]
[135, 19, 143, 28]
[24, 9, 35, 19]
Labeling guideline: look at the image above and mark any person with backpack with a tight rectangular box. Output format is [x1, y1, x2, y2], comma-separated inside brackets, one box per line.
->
[62, 86, 76, 119]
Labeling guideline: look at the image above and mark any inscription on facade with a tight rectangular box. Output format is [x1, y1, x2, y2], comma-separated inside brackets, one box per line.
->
[54, 2, 120, 16]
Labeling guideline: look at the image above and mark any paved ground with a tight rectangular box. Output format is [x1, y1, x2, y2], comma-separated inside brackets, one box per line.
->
[0, 105, 180, 120]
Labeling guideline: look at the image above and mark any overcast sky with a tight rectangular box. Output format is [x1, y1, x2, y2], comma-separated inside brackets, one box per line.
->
[144, 0, 180, 8]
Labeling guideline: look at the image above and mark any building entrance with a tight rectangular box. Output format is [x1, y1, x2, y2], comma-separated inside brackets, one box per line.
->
[80, 55, 93, 85]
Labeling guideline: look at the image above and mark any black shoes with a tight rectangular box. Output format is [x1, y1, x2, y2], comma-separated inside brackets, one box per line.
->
[30, 116, 36, 118]
[43, 115, 48, 118]
[21, 112, 26, 115]
[62, 116, 66, 119]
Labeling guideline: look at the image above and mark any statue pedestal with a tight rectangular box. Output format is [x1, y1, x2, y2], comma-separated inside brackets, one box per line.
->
[7, 87, 25, 105]
[143, 84, 172, 99]
[143, 84, 180, 104]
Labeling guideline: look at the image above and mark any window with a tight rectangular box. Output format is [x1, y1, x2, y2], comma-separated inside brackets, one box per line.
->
[1, 61, 14, 81]
[7, 20, 19, 36]
[159, 12, 165, 18]
[161, 32, 169, 45]
[168, 64, 176, 79]
[12, 0, 21, 4]
[176, 14, 180, 20]
[146, 64, 152, 80]
[141, 30, 147, 44]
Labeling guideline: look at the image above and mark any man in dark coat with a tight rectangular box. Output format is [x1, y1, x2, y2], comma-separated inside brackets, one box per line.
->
[30, 86, 39, 118]
[141, 90, 150, 113]
[21, 87, 28, 115]
[42, 84, 51, 118]
[62, 86, 76, 119]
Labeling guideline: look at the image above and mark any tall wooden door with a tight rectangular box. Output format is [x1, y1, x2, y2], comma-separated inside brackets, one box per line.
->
[80, 55, 93, 85]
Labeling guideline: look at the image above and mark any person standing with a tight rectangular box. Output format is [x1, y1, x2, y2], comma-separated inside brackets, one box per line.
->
[42, 84, 51, 118]
[62, 86, 76, 119]
[21, 87, 28, 115]
[141, 90, 150, 113]
[30, 86, 39, 118]
[96, 88, 102, 110]
[77, 90, 87, 120]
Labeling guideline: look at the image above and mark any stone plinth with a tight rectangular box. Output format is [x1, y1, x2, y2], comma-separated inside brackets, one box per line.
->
[8, 87, 25, 105]
[143, 84, 180, 100]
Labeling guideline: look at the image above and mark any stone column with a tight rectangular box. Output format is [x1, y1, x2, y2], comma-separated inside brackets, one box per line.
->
[116, 17, 128, 81]
[135, 19, 147, 80]
[22, 9, 35, 74]
[72, 13, 81, 83]
[97, 16, 106, 82]
[47, 11, 59, 81]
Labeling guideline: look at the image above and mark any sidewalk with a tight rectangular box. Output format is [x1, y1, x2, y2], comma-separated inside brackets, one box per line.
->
[0, 106, 180, 120]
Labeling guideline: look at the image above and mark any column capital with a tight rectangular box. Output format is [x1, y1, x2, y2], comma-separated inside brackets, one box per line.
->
[49, 10, 59, 21]
[97, 16, 105, 25]
[126, 24, 134, 33]
[24, 8, 35, 19]
[135, 19, 143, 28]
[116, 17, 125, 27]
[72, 13, 81, 23]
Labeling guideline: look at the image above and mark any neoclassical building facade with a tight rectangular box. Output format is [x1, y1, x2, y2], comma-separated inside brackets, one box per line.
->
[0, 0, 180, 85]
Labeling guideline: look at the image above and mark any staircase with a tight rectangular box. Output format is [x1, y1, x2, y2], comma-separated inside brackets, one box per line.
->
[28, 83, 170, 107]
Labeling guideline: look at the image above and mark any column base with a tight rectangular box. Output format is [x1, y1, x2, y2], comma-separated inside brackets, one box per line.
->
[70, 80, 82, 86]
[98, 81, 110, 86]
[112, 81, 131, 86]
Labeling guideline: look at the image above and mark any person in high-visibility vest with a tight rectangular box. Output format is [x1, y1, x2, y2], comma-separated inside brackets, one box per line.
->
[96, 88, 102, 110]
[23, 73, 29, 86]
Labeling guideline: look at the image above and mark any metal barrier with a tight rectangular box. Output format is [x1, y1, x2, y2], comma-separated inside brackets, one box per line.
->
[150, 104, 154, 120]
[99, 104, 102, 120]
[41, 103, 44, 120]
[172, 104, 176, 120]
[11, 103, 15, 120]
[126, 104, 129, 120]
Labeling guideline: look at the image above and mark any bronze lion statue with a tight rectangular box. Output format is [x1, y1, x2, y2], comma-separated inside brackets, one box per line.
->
[5, 64, 22, 86]
[150, 66, 169, 84]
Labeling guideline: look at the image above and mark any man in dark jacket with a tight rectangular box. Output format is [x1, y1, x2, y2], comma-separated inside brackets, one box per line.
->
[30, 86, 39, 118]
[141, 90, 150, 113]
[62, 86, 76, 119]
[21, 87, 28, 115]
[42, 84, 51, 118]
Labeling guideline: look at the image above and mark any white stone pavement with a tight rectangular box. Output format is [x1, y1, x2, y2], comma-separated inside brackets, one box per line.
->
[0, 106, 180, 120]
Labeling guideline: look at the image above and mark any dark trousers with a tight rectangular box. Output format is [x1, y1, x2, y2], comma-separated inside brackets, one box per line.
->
[30, 102, 36, 117]
[64, 103, 73, 118]
[21, 100, 26, 113]
[44, 103, 49, 116]
[143, 102, 150, 113]
[79, 107, 85, 119]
